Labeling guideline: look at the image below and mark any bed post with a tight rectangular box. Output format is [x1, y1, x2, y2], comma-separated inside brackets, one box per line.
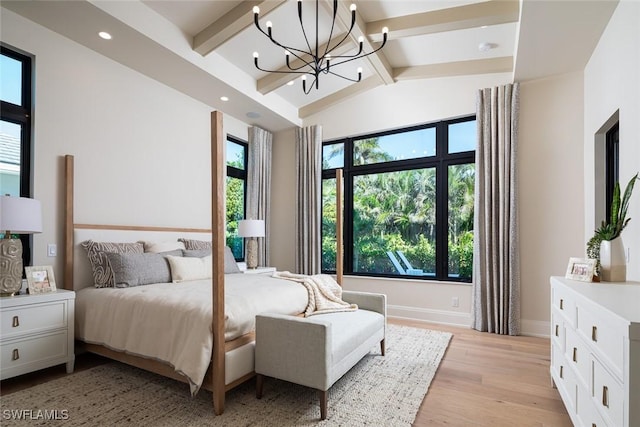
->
[211, 111, 226, 415]
[64, 155, 74, 291]
[336, 169, 343, 286]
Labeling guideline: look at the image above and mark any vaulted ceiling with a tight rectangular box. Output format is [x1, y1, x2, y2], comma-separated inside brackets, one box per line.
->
[2, 0, 618, 132]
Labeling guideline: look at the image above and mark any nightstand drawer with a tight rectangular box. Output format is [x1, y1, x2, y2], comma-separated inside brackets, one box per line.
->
[1, 301, 67, 338]
[593, 357, 623, 427]
[1, 331, 68, 374]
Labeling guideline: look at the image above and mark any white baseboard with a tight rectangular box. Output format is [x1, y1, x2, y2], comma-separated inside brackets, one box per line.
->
[387, 304, 471, 328]
[387, 305, 550, 338]
[520, 319, 550, 338]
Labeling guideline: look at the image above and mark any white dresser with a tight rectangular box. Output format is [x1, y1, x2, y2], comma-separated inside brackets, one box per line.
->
[550, 276, 640, 427]
[1, 289, 75, 380]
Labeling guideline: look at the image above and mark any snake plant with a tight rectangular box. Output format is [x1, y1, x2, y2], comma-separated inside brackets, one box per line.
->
[587, 172, 638, 273]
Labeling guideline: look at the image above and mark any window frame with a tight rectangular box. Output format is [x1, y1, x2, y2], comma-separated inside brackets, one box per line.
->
[605, 122, 619, 221]
[1, 44, 34, 268]
[226, 135, 248, 261]
[322, 115, 476, 283]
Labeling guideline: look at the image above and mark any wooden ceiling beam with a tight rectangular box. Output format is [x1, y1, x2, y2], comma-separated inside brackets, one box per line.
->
[394, 56, 513, 81]
[367, 0, 519, 41]
[193, 0, 286, 56]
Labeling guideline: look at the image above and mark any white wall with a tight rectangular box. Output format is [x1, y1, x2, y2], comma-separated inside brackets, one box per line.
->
[1, 9, 249, 281]
[584, 0, 640, 281]
[518, 72, 585, 335]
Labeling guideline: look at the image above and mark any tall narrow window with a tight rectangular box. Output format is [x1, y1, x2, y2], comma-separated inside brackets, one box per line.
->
[322, 116, 475, 282]
[1, 45, 33, 267]
[226, 136, 248, 260]
[605, 122, 619, 221]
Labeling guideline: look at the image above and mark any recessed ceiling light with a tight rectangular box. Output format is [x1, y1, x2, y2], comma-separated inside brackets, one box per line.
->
[478, 42, 497, 52]
[286, 81, 295, 86]
[480, 25, 489, 29]
[220, 96, 229, 102]
[98, 31, 112, 40]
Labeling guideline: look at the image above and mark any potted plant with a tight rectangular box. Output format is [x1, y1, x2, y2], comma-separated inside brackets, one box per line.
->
[587, 172, 638, 281]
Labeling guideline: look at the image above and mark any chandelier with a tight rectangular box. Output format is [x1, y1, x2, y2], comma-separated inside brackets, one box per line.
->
[252, 0, 388, 94]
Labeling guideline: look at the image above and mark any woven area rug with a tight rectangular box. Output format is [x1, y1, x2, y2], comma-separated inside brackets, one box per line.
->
[1, 324, 451, 426]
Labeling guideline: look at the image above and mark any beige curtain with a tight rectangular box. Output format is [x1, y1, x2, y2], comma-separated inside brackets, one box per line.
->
[247, 126, 272, 267]
[472, 83, 521, 336]
[295, 125, 323, 274]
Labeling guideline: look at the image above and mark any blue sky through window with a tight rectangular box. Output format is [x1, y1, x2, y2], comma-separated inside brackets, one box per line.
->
[1, 54, 22, 106]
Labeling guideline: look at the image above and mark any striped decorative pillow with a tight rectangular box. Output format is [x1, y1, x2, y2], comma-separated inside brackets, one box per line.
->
[178, 238, 212, 250]
[81, 240, 144, 288]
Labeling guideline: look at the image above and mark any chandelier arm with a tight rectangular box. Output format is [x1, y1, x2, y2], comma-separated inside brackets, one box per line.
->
[327, 37, 388, 67]
[325, 69, 361, 82]
[322, 0, 339, 59]
[297, 0, 314, 59]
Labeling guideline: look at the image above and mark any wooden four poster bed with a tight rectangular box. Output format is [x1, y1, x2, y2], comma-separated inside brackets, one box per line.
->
[62, 111, 345, 415]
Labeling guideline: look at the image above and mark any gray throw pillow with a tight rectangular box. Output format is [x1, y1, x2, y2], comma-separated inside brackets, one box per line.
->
[106, 250, 182, 288]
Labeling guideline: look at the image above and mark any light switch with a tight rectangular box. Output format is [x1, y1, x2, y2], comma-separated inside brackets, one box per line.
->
[47, 243, 57, 257]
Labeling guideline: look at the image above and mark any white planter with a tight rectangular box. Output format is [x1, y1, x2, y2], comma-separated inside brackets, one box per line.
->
[600, 236, 626, 282]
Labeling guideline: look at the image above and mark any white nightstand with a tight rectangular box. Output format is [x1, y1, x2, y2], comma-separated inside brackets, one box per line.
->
[0, 289, 75, 380]
[242, 267, 276, 275]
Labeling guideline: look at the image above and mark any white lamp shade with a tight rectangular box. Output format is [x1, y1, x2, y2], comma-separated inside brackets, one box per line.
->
[0, 196, 43, 234]
[238, 219, 265, 238]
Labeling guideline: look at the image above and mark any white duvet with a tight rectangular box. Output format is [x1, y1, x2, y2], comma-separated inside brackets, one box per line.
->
[75, 274, 308, 394]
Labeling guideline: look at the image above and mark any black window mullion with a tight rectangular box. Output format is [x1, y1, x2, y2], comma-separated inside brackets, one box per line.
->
[344, 138, 354, 275]
[435, 122, 447, 280]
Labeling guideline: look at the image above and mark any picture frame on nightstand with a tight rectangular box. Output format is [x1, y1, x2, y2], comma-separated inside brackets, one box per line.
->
[564, 257, 596, 282]
[25, 265, 57, 294]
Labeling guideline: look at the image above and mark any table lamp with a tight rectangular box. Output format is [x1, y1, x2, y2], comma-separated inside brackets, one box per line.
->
[238, 219, 265, 269]
[0, 195, 42, 296]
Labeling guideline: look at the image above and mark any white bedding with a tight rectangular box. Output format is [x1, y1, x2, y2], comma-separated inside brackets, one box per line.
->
[75, 274, 308, 394]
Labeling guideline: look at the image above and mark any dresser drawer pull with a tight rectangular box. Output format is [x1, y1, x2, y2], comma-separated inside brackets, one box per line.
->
[592, 424, 597, 427]
[602, 385, 609, 408]
[12, 348, 19, 361]
[12, 315, 19, 327]
[559, 365, 563, 379]
[555, 325, 559, 337]
[560, 299, 564, 310]
[592, 326, 597, 342]
[572, 347, 577, 362]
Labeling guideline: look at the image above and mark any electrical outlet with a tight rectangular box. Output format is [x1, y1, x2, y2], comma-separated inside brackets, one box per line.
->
[47, 243, 57, 257]
[452, 296, 459, 308]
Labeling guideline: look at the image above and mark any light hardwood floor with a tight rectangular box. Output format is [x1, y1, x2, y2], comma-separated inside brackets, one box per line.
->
[1, 319, 572, 426]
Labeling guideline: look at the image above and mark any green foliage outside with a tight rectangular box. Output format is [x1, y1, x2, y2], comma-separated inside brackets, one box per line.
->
[226, 155, 245, 259]
[322, 138, 475, 280]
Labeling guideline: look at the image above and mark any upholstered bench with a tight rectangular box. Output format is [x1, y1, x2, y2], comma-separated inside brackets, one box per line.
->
[255, 290, 386, 420]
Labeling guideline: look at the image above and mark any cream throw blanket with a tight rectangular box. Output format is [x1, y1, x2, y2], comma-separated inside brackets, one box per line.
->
[272, 271, 358, 317]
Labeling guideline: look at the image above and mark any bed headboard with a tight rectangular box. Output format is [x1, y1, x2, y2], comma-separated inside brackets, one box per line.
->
[71, 226, 212, 291]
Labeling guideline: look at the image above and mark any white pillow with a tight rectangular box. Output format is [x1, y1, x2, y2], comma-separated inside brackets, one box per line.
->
[166, 254, 212, 282]
[140, 240, 185, 253]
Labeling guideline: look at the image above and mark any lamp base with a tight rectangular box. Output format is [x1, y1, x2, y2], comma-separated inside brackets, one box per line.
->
[0, 238, 24, 297]
[246, 238, 258, 269]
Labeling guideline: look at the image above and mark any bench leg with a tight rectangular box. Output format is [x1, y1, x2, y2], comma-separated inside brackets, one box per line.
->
[380, 339, 385, 356]
[319, 390, 327, 420]
[256, 374, 264, 399]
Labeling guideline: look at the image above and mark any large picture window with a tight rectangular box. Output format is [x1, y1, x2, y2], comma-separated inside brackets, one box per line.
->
[226, 136, 247, 260]
[1, 45, 33, 267]
[322, 116, 476, 282]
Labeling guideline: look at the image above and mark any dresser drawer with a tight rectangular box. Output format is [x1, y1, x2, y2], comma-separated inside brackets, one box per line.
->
[552, 343, 576, 413]
[552, 285, 576, 326]
[565, 326, 590, 389]
[576, 303, 624, 381]
[593, 357, 624, 427]
[1, 301, 67, 338]
[577, 381, 609, 427]
[1, 331, 68, 374]
[551, 310, 565, 351]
